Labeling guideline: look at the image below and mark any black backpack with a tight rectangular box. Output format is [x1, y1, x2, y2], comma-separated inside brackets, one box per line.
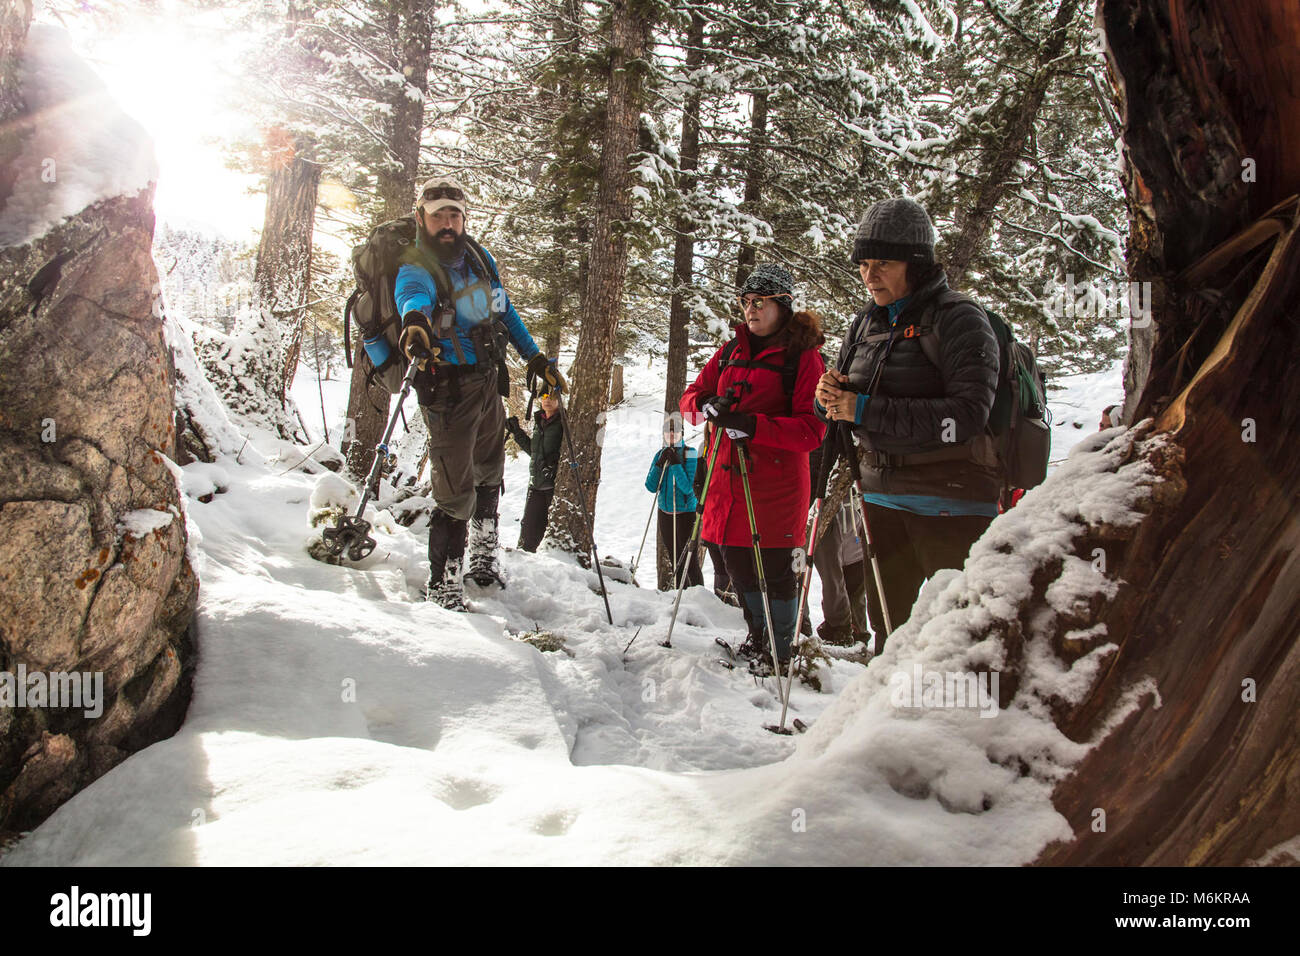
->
[343, 217, 419, 393]
[914, 293, 1051, 490]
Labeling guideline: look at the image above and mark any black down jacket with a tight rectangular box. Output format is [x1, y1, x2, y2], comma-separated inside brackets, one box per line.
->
[823, 270, 1002, 503]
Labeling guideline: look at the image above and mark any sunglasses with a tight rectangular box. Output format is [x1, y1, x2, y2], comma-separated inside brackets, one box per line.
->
[422, 185, 465, 202]
[736, 294, 790, 311]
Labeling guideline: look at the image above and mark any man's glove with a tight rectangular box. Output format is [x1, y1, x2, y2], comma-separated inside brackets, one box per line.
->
[701, 394, 736, 420]
[399, 312, 436, 369]
[713, 410, 756, 441]
[527, 353, 566, 392]
[507, 416, 520, 430]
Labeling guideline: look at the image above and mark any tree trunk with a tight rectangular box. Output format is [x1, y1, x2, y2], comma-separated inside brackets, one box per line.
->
[376, 0, 431, 222]
[659, 13, 706, 588]
[1030, 0, 1300, 865]
[734, 88, 769, 286]
[942, 0, 1083, 285]
[547, 0, 654, 554]
[343, 0, 429, 476]
[538, 0, 584, 358]
[609, 363, 624, 405]
[253, 131, 320, 403]
[664, 11, 705, 418]
[343, 339, 390, 477]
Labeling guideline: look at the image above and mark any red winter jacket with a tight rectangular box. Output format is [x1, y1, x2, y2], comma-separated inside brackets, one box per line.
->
[681, 326, 826, 549]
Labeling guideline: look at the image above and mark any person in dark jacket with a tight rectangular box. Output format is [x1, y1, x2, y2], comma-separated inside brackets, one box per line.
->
[681, 263, 827, 671]
[506, 387, 565, 552]
[644, 415, 702, 589]
[808, 445, 867, 646]
[815, 197, 999, 650]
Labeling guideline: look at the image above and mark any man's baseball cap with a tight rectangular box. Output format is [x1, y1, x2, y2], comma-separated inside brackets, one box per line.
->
[416, 176, 467, 216]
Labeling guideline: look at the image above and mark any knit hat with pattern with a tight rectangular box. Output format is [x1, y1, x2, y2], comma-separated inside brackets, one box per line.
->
[737, 262, 795, 301]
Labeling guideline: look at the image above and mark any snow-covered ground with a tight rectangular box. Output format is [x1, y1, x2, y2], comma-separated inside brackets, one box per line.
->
[1, 353, 1134, 866]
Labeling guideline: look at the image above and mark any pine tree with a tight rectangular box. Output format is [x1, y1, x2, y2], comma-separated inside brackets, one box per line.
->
[546, 0, 661, 556]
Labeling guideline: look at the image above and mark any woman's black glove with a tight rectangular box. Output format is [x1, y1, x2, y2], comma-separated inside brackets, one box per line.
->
[712, 411, 756, 440]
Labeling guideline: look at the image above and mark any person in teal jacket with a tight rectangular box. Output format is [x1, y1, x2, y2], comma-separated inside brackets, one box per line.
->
[645, 415, 702, 589]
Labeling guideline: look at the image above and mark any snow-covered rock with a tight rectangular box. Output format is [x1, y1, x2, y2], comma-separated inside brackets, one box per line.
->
[0, 21, 195, 831]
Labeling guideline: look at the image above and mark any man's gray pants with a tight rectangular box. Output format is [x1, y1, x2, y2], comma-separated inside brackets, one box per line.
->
[418, 367, 506, 521]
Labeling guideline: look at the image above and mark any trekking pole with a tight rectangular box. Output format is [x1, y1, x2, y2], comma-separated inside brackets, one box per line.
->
[837, 423, 894, 654]
[774, 426, 838, 733]
[733, 438, 788, 711]
[321, 349, 430, 562]
[660, 422, 726, 648]
[631, 465, 667, 582]
[554, 393, 614, 625]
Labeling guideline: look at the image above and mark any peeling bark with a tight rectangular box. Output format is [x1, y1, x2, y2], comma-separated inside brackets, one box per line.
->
[1029, 0, 1300, 865]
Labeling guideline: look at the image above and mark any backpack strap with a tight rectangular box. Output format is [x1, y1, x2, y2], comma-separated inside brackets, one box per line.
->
[717, 336, 801, 413]
[857, 323, 932, 346]
[781, 347, 799, 406]
[398, 239, 457, 315]
[343, 288, 359, 369]
[718, 336, 742, 368]
[399, 240, 469, 363]
[464, 236, 502, 289]
[908, 288, 986, 370]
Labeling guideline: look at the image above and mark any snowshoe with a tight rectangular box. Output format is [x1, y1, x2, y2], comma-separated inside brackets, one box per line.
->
[426, 556, 469, 612]
[747, 651, 790, 679]
[735, 633, 764, 661]
[714, 637, 737, 669]
[465, 564, 507, 589]
[466, 517, 505, 589]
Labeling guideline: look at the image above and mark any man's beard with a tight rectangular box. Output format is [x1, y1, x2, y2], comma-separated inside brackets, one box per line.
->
[429, 227, 467, 262]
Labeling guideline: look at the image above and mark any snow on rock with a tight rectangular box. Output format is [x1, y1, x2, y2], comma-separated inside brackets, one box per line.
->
[0, 24, 157, 247]
[179, 462, 230, 502]
[117, 507, 177, 538]
[309, 472, 359, 518]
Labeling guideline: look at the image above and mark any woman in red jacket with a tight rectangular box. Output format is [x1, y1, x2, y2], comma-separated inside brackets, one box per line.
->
[681, 263, 827, 671]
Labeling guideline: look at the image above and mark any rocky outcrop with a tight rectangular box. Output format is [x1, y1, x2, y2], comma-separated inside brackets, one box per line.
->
[0, 21, 197, 833]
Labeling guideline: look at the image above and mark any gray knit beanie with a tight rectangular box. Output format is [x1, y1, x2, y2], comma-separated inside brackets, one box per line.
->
[737, 262, 795, 301]
[852, 197, 936, 265]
